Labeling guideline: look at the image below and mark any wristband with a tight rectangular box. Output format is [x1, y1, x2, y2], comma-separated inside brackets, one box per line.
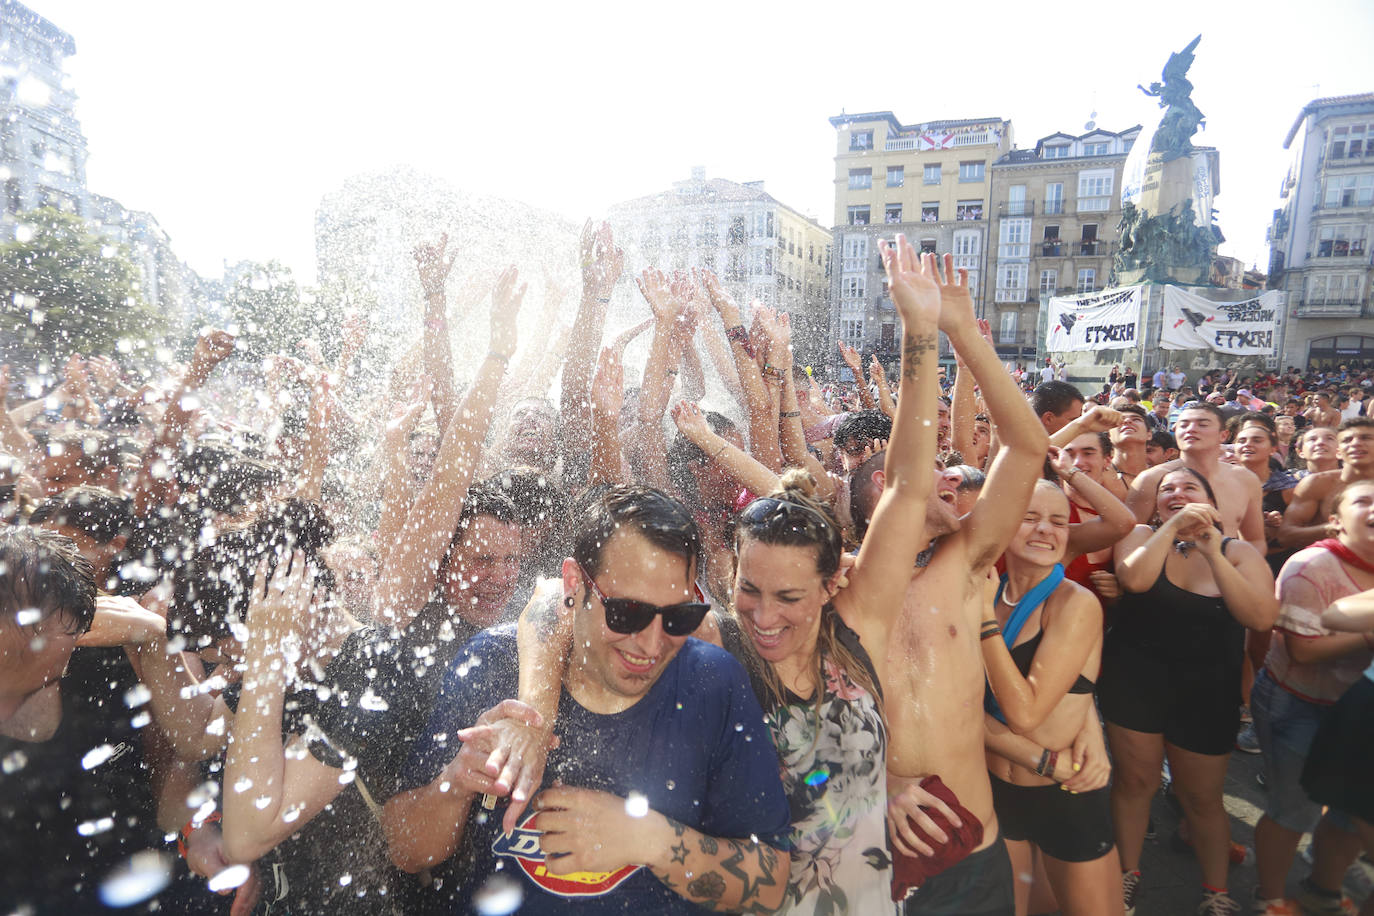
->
[726, 325, 754, 357]
[712, 443, 729, 460]
[979, 623, 1002, 641]
[487, 351, 511, 365]
[781, 410, 801, 418]
[177, 811, 222, 858]
[1034, 748, 1052, 777]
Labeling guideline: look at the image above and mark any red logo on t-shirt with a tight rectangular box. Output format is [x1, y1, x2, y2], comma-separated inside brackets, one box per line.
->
[491, 811, 641, 897]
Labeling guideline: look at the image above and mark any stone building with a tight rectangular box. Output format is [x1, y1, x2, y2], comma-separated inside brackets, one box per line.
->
[607, 169, 833, 369]
[826, 111, 1012, 377]
[0, 0, 88, 228]
[986, 126, 1140, 364]
[1267, 93, 1374, 370]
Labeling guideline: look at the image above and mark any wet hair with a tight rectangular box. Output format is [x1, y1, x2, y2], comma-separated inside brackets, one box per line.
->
[849, 450, 887, 542]
[833, 410, 892, 451]
[571, 485, 700, 581]
[666, 411, 739, 509]
[471, 474, 535, 528]
[950, 465, 987, 490]
[1031, 381, 1083, 419]
[451, 482, 520, 545]
[43, 430, 121, 478]
[177, 444, 283, 515]
[0, 526, 96, 634]
[168, 498, 335, 647]
[30, 486, 135, 544]
[734, 469, 883, 724]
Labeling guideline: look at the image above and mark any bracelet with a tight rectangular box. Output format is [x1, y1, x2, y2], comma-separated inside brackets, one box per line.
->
[725, 325, 755, 357]
[596, 297, 611, 303]
[979, 623, 1002, 641]
[1033, 748, 1053, 777]
[762, 364, 786, 382]
[176, 811, 222, 858]
[711, 443, 729, 460]
[781, 410, 801, 418]
[486, 351, 511, 365]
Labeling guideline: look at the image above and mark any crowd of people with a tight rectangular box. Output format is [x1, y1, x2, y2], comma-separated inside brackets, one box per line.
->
[1, 222, 1371, 916]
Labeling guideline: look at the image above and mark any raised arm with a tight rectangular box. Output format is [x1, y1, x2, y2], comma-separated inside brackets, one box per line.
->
[559, 221, 623, 489]
[221, 556, 346, 864]
[414, 235, 460, 435]
[777, 319, 834, 502]
[838, 237, 939, 637]
[1049, 404, 1123, 450]
[870, 355, 895, 418]
[950, 354, 977, 461]
[373, 376, 430, 557]
[672, 400, 781, 498]
[942, 255, 1050, 569]
[699, 269, 782, 470]
[373, 267, 524, 628]
[587, 346, 627, 487]
[838, 341, 875, 409]
[1052, 448, 1136, 558]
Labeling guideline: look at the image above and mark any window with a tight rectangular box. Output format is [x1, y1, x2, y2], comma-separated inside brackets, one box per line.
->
[998, 218, 1030, 259]
[1042, 225, 1061, 255]
[700, 216, 717, 244]
[881, 323, 895, 348]
[1006, 185, 1029, 216]
[1329, 125, 1372, 160]
[752, 211, 775, 238]
[885, 203, 903, 224]
[728, 216, 747, 245]
[763, 248, 773, 274]
[847, 205, 870, 226]
[999, 311, 1018, 343]
[1316, 225, 1368, 258]
[840, 318, 865, 344]
[959, 161, 985, 182]
[920, 239, 937, 254]
[1307, 273, 1364, 304]
[850, 130, 873, 151]
[1077, 170, 1114, 211]
[996, 263, 1028, 302]
[956, 200, 983, 221]
[921, 202, 940, 222]
[887, 166, 904, 187]
[1323, 174, 1374, 208]
[842, 235, 868, 272]
[726, 251, 744, 280]
[1040, 269, 1058, 294]
[953, 230, 980, 291]
[1043, 225, 1060, 241]
[1083, 141, 1110, 156]
[849, 168, 873, 190]
[923, 163, 941, 184]
[1080, 223, 1099, 255]
[1044, 144, 1070, 159]
[1077, 268, 1096, 293]
[1044, 182, 1064, 214]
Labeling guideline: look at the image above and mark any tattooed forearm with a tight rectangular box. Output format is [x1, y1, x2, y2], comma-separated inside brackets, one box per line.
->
[688, 872, 726, 900]
[901, 333, 938, 383]
[653, 818, 786, 912]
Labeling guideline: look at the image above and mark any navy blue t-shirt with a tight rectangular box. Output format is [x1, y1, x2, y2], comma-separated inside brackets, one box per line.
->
[401, 625, 790, 914]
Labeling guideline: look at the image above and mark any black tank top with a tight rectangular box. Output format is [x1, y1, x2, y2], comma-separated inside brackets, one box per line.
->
[1009, 629, 1096, 694]
[1107, 549, 1245, 666]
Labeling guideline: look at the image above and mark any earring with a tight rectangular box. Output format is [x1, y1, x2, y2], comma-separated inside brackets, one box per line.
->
[564, 596, 575, 608]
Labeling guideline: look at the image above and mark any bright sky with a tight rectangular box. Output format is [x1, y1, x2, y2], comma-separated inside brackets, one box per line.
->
[26, 0, 1374, 286]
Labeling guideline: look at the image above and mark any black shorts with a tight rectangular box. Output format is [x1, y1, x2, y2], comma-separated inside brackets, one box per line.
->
[902, 834, 1015, 916]
[1301, 677, 1374, 825]
[1096, 638, 1241, 756]
[989, 774, 1115, 863]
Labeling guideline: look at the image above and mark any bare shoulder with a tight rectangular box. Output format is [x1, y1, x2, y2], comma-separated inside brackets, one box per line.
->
[1047, 578, 1103, 626]
[1132, 459, 1178, 490]
[1294, 469, 1341, 498]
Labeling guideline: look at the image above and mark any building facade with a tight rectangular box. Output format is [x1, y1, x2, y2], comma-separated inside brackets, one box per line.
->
[1268, 93, 1374, 370]
[826, 111, 1012, 376]
[987, 126, 1140, 363]
[607, 169, 833, 369]
[0, 0, 88, 228]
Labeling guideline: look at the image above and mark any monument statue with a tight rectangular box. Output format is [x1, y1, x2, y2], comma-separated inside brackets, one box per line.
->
[1113, 35, 1221, 287]
[1137, 35, 1205, 162]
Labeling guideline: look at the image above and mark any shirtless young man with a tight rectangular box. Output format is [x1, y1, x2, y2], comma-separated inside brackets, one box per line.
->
[1294, 425, 1339, 477]
[1126, 402, 1266, 554]
[1279, 417, 1374, 550]
[875, 257, 1052, 915]
[1108, 405, 1151, 488]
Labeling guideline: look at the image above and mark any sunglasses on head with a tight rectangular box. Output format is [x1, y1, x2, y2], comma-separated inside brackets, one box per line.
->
[739, 496, 833, 532]
[578, 563, 711, 636]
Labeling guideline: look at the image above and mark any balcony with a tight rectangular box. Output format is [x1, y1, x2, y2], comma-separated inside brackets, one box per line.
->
[1041, 242, 1063, 257]
[885, 137, 917, 151]
[1042, 199, 1066, 215]
[994, 287, 1038, 304]
[1294, 298, 1366, 318]
[997, 199, 1036, 217]
[955, 204, 985, 221]
[1076, 196, 1112, 213]
[1322, 148, 1372, 168]
[994, 330, 1039, 350]
[1079, 241, 1102, 256]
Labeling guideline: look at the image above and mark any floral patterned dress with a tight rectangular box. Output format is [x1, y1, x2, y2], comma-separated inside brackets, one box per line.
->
[764, 620, 893, 915]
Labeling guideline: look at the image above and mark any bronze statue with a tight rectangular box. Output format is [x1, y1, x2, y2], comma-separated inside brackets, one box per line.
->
[1138, 35, 1205, 161]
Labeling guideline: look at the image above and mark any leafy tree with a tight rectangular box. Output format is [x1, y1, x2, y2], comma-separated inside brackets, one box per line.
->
[0, 207, 163, 370]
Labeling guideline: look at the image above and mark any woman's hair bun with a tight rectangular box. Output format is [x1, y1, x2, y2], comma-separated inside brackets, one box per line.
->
[777, 467, 818, 500]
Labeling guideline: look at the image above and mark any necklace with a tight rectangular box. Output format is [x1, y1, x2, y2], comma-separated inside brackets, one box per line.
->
[1000, 581, 1023, 605]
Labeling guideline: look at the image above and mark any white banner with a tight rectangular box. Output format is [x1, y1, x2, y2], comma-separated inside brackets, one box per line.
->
[1161, 287, 1280, 355]
[1046, 286, 1143, 352]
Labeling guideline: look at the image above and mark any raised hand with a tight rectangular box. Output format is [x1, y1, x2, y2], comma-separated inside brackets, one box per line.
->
[85, 355, 123, 393]
[609, 317, 653, 354]
[868, 354, 886, 386]
[580, 220, 623, 301]
[489, 266, 527, 359]
[413, 233, 458, 301]
[589, 346, 623, 420]
[245, 551, 323, 645]
[667, 271, 699, 339]
[878, 236, 941, 328]
[76, 595, 166, 648]
[188, 330, 237, 384]
[384, 378, 431, 443]
[670, 401, 713, 445]
[694, 267, 741, 325]
[1077, 403, 1123, 433]
[838, 339, 863, 374]
[635, 268, 676, 324]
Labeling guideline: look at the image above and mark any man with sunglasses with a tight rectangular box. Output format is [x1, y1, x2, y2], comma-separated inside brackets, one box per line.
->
[385, 485, 791, 914]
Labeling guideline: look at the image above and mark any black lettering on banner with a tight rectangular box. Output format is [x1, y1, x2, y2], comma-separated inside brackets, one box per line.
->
[1082, 323, 1137, 345]
[1214, 329, 1272, 349]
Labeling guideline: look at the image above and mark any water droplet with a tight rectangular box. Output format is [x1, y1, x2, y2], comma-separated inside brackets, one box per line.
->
[78, 816, 115, 836]
[734, 722, 744, 732]
[15, 608, 40, 626]
[207, 864, 250, 893]
[665, 779, 676, 790]
[3, 750, 28, 773]
[131, 711, 152, 729]
[358, 691, 388, 711]
[282, 803, 304, 823]
[82, 744, 116, 770]
[232, 776, 253, 794]
[474, 874, 524, 915]
[254, 795, 272, 810]
[624, 792, 649, 818]
[338, 873, 352, 887]
[99, 850, 172, 906]
[124, 684, 152, 708]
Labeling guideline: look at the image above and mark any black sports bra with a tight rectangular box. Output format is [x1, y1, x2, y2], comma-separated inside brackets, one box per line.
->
[1009, 629, 1096, 694]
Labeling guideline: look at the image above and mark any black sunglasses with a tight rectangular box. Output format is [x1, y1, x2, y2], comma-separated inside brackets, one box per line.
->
[578, 563, 711, 637]
[738, 496, 834, 531]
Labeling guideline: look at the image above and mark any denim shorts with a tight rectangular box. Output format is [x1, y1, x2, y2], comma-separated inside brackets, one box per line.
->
[1251, 669, 1329, 832]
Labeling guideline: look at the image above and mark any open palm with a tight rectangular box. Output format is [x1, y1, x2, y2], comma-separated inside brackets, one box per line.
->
[879, 235, 940, 327]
